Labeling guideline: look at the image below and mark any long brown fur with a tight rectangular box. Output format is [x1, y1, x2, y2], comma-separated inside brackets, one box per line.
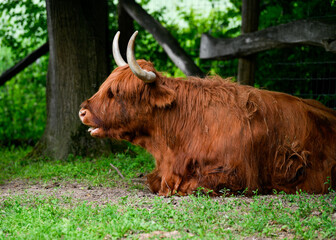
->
[80, 60, 336, 196]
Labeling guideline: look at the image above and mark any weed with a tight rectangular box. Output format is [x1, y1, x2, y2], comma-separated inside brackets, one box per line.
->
[325, 176, 335, 193]
[219, 187, 231, 196]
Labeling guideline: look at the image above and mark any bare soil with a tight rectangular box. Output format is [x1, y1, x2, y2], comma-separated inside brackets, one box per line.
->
[0, 179, 153, 205]
[0, 179, 259, 207]
[2, 179, 335, 207]
[0, 179, 258, 211]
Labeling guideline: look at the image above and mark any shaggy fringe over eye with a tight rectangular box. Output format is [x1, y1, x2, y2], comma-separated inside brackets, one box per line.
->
[107, 88, 114, 98]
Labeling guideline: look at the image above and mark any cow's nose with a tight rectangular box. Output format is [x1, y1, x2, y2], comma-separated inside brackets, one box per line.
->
[79, 109, 86, 118]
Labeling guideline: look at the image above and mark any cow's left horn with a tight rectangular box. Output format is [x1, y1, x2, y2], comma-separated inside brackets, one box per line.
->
[126, 31, 156, 83]
[112, 31, 127, 67]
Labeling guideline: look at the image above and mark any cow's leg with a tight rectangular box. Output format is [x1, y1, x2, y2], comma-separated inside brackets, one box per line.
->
[177, 178, 199, 195]
[146, 170, 161, 193]
[146, 169, 183, 196]
[158, 173, 182, 196]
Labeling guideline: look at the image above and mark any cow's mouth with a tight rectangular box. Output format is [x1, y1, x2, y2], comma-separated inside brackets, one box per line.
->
[88, 127, 99, 134]
[87, 127, 104, 137]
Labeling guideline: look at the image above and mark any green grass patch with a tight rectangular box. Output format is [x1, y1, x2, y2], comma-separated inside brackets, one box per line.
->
[0, 146, 155, 186]
[1, 192, 335, 239]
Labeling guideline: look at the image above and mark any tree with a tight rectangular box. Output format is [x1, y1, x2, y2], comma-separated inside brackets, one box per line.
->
[117, 1, 135, 62]
[30, 0, 124, 160]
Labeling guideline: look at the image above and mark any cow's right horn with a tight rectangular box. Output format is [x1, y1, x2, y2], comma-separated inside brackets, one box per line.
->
[112, 31, 127, 67]
[126, 31, 156, 83]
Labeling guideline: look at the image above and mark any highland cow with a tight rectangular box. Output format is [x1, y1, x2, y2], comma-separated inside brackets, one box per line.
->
[79, 31, 336, 196]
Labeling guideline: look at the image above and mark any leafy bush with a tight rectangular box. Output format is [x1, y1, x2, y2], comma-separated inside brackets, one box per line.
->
[0, 57, 47, 145]
[0, 0, 48, 145]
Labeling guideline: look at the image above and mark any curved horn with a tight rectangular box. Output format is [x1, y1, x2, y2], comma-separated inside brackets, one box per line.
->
[112, 31, 127, 67]
[126, 31, 156, 83]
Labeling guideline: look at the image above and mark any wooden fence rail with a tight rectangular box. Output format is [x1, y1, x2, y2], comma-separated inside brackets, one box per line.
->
[200, 19, 336, 60]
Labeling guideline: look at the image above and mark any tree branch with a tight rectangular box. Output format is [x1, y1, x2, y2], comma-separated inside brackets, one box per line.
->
[120, 0, 204, 77]
[109, 163, 125, 179]
[200, 19, 336, 60]
[0, 42, 49, 86]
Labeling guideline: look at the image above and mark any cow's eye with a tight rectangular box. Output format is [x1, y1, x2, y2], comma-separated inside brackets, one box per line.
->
[107, 89, 114, 98]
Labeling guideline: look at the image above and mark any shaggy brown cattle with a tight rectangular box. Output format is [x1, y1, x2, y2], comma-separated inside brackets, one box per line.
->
[79, 31, 336, 196]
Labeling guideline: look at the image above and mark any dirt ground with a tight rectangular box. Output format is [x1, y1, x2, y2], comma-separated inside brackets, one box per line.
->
[0, 179, 257, 211]
[0, 180, 154, 205]
[1, 179, 335, 207]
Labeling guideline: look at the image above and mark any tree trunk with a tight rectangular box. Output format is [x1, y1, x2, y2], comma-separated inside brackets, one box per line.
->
[29, 0, 125, 160]
[117, 1, 134, 62]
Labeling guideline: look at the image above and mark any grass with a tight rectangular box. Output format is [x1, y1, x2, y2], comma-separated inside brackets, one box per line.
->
[0, 146, 336, 239]
[0, 146, 155, 186]
[1, 191, 335, 239]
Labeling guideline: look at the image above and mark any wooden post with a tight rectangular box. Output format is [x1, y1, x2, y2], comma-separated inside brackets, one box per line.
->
[237, 0, 260, 85]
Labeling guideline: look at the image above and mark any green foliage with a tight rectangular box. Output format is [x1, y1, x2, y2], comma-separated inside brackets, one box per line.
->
[0, 0, 47, 59]
[0, 0, 48, 145]
[0, 57, 47, 146]
[0, 47, 14, 74]
[259, 0, 336, 27]
[134, 0, 241, 77]
[255, 0, 336, 107]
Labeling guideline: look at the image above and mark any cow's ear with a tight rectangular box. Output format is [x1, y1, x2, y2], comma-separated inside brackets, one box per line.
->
[149, 84, 175, 108]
